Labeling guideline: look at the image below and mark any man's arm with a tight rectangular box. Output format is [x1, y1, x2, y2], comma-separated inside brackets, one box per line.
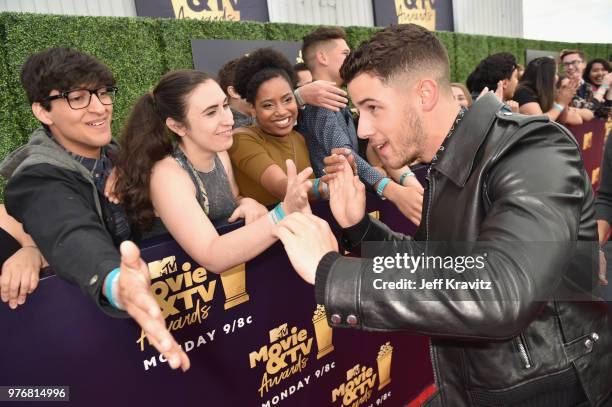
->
[5, 164, 124, 317]
[295, 80, 348, 112]
[6, 164, 191, 370]
[314, 109, 384, 188]
[315, 124, 589, 340]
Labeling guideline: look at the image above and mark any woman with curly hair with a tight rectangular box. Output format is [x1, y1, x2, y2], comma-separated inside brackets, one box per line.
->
[113, 69, 312, 273]
[229, 48, 327, 206]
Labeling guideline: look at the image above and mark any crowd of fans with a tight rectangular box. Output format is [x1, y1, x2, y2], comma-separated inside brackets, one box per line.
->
[0, 25, 610, 366]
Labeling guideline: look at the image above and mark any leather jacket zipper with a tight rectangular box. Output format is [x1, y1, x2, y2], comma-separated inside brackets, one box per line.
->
[425, 166, 434, 242]
[425, 166, 442, 387]
[515, 334, 532, 369]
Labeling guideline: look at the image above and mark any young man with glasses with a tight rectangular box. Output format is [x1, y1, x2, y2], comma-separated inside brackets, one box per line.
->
[560, 49, 586, 83]
[0, 47, 189, 371]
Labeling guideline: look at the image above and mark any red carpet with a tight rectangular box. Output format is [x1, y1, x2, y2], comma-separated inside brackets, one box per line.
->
[406, 384, 437, 407]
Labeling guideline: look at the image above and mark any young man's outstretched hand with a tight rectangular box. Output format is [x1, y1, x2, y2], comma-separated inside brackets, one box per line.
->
[117, 241, 190, 371]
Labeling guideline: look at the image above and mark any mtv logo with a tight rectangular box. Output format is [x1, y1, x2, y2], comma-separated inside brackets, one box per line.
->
[347, 364, 361, 380]
[147, 256, 178, 279]
[269, 323, 289, 343]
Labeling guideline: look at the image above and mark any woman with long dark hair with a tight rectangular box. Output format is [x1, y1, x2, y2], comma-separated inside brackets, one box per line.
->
[229, 48, 326, 206]
[114, 69, 312, 273]
[514, 57, 577, 122]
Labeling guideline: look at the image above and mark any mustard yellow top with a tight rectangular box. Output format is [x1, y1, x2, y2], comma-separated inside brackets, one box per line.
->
[229, 125, 312, 206]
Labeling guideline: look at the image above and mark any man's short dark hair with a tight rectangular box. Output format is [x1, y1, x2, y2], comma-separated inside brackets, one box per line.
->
[340, 24, 450, 88]
[466, 52, 517, 95]
[20, 47, 115, 111]
[559, 49, 584, 62]
[217, 57, 241, 96]
[302, 26, 347, 70]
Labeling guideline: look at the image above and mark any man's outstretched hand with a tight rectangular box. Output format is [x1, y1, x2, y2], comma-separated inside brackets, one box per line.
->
[117, 241, 190, 371]
[274, 213, 338, 285]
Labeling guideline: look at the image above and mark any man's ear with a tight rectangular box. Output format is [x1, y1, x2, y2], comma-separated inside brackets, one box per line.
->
[166, 117, 186, 138]
[31, 102, 53, 126]
[418, 79, 439, 113]
[227, 86, 241, 100]
[316, 49, 328, 67]
[501, 78, 509, 89]
[250, 104, 256, 118]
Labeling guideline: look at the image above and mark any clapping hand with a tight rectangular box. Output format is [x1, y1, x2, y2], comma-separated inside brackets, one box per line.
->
[320, 148, 357, 184]
[328, 154, 366, 228]
[282, 159, 313, 215]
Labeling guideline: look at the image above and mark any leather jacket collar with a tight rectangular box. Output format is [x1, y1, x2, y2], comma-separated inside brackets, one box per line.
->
[435, 93, 503, 187]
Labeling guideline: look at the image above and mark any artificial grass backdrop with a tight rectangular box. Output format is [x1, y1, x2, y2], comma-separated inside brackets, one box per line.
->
[0, 11, 610, 201]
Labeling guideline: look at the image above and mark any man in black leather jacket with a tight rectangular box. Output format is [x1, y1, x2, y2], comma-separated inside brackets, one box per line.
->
[274, 25, 612, 406]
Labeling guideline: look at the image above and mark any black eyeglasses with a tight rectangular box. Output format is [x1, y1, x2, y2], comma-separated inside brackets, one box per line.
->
[44, 86, 118, 110]
[562, 60, 582, 69]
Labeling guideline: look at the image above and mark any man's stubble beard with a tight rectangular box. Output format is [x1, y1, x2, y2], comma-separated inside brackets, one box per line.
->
[393, 105, 426, 169]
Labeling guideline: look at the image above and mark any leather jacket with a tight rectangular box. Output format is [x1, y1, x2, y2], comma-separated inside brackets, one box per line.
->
[315, 94, 612, 406]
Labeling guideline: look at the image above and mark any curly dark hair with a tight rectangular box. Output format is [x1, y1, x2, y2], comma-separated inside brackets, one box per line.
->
[583, 58, 611, 85]
[115, 69, 214, 233]
[234, 47, 298, 104]
[466, 52, 517, 95]
[340, 24, 449, 87]
[20, 47, 115, 111]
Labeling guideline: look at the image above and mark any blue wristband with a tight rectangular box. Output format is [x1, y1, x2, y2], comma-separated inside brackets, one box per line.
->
[313, 178, 321, 200]
[274, 203, 286, 220]
[399, 170, 415, 186]
[104, 267, 122, 309]
[376, 177, 391, 196]
[553, 103, 564, 112]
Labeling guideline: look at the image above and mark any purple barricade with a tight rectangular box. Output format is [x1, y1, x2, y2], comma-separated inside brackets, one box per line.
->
[0, 172, 433, 407]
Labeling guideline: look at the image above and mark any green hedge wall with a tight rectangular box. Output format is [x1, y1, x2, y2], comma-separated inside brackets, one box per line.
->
[0, 11, 610, 201]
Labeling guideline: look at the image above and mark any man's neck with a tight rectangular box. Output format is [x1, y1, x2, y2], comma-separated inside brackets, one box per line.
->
[49, 129, 102, 159]
[422, 98, 462, 163]
[229, 99, 250, 116]
[311, 69, 338, 87]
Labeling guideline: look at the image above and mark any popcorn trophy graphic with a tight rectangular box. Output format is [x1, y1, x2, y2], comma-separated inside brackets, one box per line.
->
[312, 305, 334, 359]
[394, 0, 436, 30]
[583, 131, 593, 150]
[220, 263, 250, 310]
[377, 342, 393, 390]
